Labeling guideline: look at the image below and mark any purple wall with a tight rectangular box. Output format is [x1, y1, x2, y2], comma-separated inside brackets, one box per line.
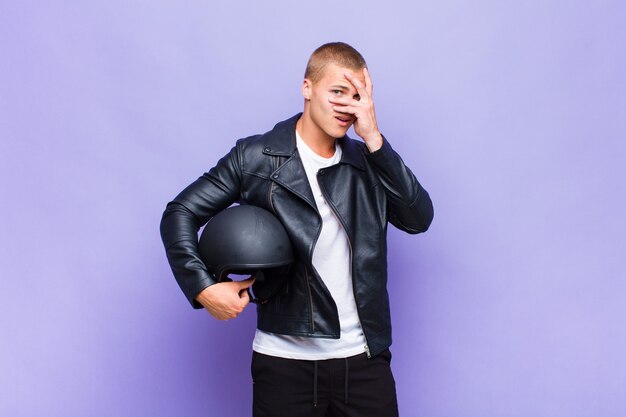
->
[2, 1, 625, 416]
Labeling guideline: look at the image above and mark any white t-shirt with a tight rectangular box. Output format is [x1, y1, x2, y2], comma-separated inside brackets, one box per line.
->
[252, 131, 367, 360]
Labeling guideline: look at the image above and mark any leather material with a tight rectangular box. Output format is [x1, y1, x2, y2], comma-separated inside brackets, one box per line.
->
[160, 113, 433, 356]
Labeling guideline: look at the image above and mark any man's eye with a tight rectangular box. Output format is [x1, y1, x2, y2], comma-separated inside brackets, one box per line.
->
[332, 90, 342, 95]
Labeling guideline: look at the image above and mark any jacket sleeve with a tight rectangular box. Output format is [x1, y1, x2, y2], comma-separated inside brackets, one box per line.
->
[365, 137, 434, 234]
[160, 144, 242, 308]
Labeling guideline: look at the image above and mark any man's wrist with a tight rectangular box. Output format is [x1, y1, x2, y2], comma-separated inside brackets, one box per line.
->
[364, 132, 383, 153]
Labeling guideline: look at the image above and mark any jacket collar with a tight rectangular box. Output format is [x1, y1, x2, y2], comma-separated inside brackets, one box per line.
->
[262, 113, 365, 171]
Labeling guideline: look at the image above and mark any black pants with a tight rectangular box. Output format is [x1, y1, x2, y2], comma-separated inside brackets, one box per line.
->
[251, 350, 399, 417]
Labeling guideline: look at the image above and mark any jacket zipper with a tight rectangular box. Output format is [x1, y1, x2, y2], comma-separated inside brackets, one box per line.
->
[268, 157, 280, 311]
[305, 267, 315, 334]
[306, 216, 323, 334]
[268, 156, 279, 215]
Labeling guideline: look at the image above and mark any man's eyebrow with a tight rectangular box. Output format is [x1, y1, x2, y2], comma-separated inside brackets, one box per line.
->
[330, 85, 350, 90]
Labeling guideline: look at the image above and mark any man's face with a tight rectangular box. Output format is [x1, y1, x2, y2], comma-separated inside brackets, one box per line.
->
[303, 63, 365, 140]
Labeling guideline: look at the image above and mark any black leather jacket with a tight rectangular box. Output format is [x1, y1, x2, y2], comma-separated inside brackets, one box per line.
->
[160, 114, 433, 357]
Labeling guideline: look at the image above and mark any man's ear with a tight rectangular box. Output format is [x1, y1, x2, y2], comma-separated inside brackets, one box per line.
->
[302, 79, 312, 100]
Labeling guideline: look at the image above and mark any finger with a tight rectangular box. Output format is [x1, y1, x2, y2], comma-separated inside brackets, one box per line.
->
[236, 276, 256, 289]
[344, 72, 367, 101]
[209, 308, 230, 321]
[363, 67, 373, 97]
[239, 288, 251, 302]
[328, 96, 356, 106]
[332, 104, 358, 115]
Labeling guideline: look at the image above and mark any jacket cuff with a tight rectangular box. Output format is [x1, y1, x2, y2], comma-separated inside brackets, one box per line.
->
[364, 135, 397, 167]
[188, 278, 216, 309]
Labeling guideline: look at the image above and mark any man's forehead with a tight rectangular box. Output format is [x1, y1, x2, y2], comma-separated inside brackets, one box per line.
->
[320, 63, 365, 85]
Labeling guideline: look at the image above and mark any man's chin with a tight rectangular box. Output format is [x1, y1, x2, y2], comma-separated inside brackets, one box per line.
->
[329, 127, 349, 139]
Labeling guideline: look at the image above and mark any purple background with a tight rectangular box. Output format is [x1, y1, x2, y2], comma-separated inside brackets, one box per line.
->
[2, 1, 625, 416]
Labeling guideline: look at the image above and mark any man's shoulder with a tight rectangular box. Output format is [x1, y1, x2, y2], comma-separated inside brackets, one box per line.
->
[235, 114, 300, 155]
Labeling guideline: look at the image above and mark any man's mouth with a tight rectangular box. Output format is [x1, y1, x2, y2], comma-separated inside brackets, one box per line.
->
[335, 116, 352, 126]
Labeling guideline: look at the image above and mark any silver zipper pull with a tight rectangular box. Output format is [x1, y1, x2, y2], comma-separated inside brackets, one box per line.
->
[364, 344, 371, 358]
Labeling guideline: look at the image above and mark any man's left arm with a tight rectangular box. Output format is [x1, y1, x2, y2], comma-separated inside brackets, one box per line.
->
[365, 138, 433, 233]
[330, 68, 433, 233]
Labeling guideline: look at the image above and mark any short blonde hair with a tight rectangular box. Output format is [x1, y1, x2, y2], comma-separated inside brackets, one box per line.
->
[304, 42, 367, 83]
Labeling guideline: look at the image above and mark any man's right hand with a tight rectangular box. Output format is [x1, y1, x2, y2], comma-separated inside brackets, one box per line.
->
[194, 277, 256, 320]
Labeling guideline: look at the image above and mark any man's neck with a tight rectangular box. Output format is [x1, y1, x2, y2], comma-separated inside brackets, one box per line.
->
[296, 115, 336, 158]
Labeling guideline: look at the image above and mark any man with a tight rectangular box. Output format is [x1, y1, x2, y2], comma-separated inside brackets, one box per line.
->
[160, 42, 433, 417]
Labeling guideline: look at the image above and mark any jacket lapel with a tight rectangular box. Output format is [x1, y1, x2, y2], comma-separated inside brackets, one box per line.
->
[262, 114, 317, 210]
